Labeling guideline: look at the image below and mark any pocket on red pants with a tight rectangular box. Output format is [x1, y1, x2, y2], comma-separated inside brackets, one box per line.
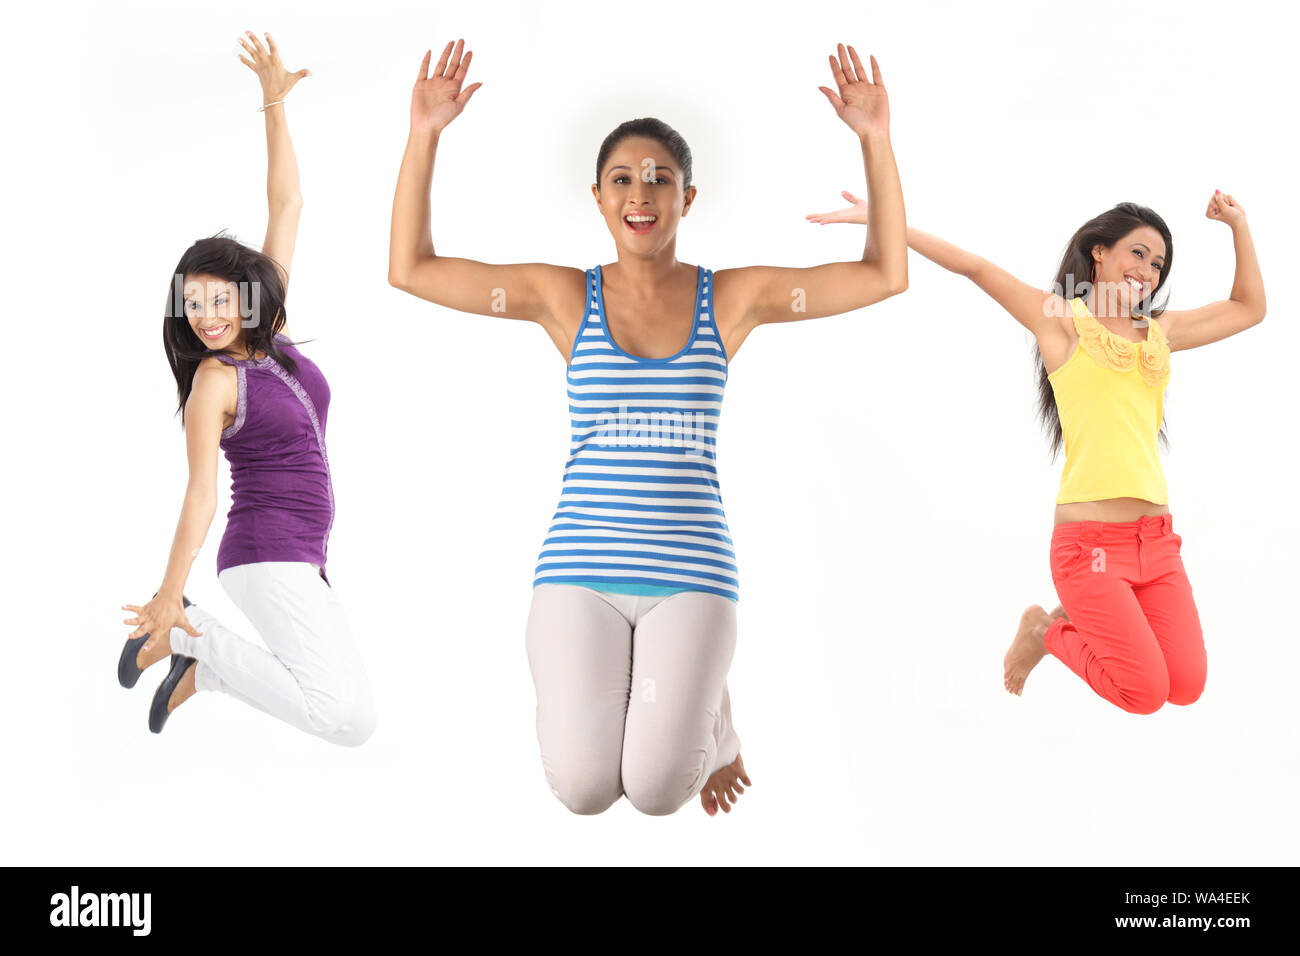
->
[1050, 540, 1089, 579]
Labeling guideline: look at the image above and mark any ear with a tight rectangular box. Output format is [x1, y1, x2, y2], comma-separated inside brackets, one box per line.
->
[1090, 243, 1105, 263]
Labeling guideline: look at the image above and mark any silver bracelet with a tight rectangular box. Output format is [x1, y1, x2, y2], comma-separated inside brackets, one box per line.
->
[257, 99, 285, 112]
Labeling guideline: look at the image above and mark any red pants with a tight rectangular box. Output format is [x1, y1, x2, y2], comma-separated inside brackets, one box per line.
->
[1045, 513, 1206, 714]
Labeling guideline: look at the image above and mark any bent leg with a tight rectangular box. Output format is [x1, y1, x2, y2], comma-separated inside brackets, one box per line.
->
[1048, 547, 1170, 715]
[621, 591, 737, 816]
[1134, 546, 1207, 707]
[524, 584, 631, 815]
[171, 562, 375, 746]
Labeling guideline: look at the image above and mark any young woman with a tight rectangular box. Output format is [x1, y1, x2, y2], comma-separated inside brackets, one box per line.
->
[118, 32, 375, 745]
[389, 40, 906, 815]
[809, 190, 1265, 713]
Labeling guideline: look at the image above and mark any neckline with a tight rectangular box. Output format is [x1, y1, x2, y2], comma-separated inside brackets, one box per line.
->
[1075, 296, 1154, 345]
[223, 332, 288, 367]
[595, 264, 703, 364]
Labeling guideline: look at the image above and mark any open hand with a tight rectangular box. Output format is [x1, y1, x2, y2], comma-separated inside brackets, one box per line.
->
[1206, 190, 1245, 228]
[411, 39, 483, 132]
[805, 188, 869, 225]
[122, 594, 201, 657]
[817, 44, 889, 137]
[238, 31, 310, 104]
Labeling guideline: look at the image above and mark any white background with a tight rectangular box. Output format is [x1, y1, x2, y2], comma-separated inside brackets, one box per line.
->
[3, 0, 1295, 865]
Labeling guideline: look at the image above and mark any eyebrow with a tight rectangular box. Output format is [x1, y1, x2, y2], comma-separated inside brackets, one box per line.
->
[608, 165, 677, 178]
[1134, 241, 1166, 262]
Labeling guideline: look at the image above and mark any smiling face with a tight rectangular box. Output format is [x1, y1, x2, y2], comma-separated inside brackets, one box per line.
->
[183, 274, 246, 352]
[1093, 226, 1167, 315]
[592, 136, 695, 253]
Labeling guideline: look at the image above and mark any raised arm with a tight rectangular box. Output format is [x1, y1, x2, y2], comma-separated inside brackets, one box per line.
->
[907, 227, 1065, 341]
[122, 362, 232, 647]
[388, 41, 574, 346]
[716, 45, 907, 358]
[1158, 192, 1265, 351]
[238, 30, 309, 331]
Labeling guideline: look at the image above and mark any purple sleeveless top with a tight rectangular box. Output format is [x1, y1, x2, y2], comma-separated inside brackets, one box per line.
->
[211, 334, 334, 585]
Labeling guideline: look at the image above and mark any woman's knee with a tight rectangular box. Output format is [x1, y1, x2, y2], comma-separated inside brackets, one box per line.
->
[1167, 663, 1207, 707]
[1117, 673, 1170, 715]
[305, 683, 376, 746]
[1166, 635, 1207, 707]
[621, 759, 697, 816]
[340, 695, 377, 746]
[545, 763, 622, 815]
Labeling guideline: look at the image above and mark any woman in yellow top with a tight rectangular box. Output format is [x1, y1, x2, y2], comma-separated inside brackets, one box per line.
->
[809, 192, 1264, 713]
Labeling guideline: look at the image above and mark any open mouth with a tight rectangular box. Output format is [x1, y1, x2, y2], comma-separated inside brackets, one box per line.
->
[1124, 276, 1144, 297]
[624, 213, 657, 235]
[199, 323, 230, 340]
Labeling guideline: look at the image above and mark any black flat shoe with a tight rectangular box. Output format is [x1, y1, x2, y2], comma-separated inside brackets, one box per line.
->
[118, 593, 193, 689]
[149, 653, 197, 734]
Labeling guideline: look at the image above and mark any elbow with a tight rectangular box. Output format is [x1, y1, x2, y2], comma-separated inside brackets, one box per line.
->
[887, 270, 909, 298]
[387, 258, 414, 291]
[864, 260, 908, 301]
[878, 263, 908, 299]
[390, 254, 437, 293]
[388, 252, 427, 292]
[1238, 297, 1266, 327]
[961, 255, 990, 283]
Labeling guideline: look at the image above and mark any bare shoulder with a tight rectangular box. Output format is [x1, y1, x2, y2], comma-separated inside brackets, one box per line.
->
[710, 266, 783, 362]
[533, 264, 589, 321]
[1047, 292, 1078, 336]
[532, 264, 593, 363]
[710, 266, 762, 337]
[1030, 292, 1077, 370]
[1147, 310, 1173, 337]
[196, 354, 235, 379]
[192, 355, 238, 416]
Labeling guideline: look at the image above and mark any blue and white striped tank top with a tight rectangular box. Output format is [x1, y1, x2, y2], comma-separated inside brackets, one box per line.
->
[533, 264, 739, 603]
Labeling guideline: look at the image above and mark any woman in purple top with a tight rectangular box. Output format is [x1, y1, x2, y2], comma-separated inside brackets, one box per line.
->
[118, 32, 375, 744]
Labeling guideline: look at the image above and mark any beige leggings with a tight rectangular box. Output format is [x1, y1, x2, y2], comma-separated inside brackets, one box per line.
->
[524, 583, 741, 815]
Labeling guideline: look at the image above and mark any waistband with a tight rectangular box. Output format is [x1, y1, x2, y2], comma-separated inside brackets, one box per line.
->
[1051, 513, 1174, 542]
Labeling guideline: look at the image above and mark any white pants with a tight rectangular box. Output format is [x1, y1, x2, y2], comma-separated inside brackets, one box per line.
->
[525, 583, 740, 815]
[169, 561, 376, 747]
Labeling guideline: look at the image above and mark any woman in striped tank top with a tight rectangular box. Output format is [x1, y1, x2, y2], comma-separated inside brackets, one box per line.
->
[118, 32, 375, 745]
[390, 40, 906, 814]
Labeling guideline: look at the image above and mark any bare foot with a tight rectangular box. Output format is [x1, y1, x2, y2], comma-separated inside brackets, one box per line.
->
[700, 753, 750, 816]
[1004, 605, 1055, 696]
[168, 661, 198, 714]
[135, 629, 173, 672]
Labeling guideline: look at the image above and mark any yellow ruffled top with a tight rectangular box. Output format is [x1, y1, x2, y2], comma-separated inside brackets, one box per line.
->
[1048, 297, 1171, 505]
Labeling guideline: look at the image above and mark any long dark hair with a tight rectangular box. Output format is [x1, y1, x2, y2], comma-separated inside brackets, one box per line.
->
[1036, 202, 1174, 459]
[596, 117, 693, 192]
[163, 233, 298, 425]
